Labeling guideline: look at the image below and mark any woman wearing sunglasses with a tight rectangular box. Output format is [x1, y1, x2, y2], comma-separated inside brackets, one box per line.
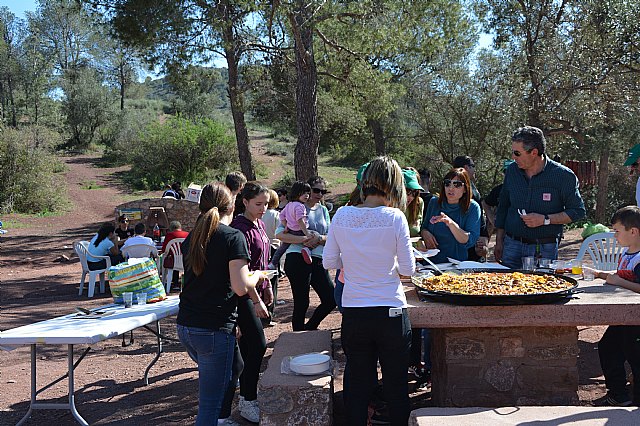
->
[276, 176, 336, 331]
[421, 168, 481, 264]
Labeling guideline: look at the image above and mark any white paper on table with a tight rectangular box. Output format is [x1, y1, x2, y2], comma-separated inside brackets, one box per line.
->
[456, 261, 510, 270]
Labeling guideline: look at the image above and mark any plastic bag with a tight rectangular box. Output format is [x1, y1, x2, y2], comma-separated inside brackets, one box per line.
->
[581, 222, 610, 240]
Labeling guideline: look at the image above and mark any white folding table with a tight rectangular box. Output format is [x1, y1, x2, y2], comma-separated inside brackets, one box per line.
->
[0, 296, 180, 425]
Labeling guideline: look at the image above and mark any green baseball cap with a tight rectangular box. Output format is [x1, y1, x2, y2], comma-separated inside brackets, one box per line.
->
[356, 162, 370, 183]
[624, 144, 640, 166]
[402, 169, 424, 191]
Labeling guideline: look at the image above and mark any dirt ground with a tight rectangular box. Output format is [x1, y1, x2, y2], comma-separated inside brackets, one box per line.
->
[0, 152, 610, 425]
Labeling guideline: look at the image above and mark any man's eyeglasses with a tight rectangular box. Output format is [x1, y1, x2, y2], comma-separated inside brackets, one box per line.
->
[444, 179, 465, 188]
[512, 149, 532, 157]
[312, 188, 329, 195]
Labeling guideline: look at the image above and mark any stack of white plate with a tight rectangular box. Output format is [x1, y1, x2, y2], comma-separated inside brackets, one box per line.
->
[289, 353, 331, 375]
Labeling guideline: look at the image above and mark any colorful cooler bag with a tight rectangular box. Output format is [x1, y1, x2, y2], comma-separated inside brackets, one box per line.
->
[108, 258, 166, 304]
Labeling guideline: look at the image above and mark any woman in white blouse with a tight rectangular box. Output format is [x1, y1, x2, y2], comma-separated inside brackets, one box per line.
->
[323, 156, 415, 425]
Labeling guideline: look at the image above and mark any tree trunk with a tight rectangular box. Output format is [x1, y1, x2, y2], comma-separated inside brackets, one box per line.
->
[221, 2, 255, 181]
[595, 146, 610, 223]
[7, 74, 16, 127]
[119, 63, 125, 111]
[368, 118, 385, 155]
[291, 3, 319, 181]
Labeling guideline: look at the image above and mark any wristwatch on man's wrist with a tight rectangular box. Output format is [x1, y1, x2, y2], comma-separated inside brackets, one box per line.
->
[543, 214, 550, 225]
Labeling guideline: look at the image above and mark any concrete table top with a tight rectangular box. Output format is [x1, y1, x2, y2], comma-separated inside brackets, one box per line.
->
[406, 277, 640, 328]
[410, 406, 640, 425]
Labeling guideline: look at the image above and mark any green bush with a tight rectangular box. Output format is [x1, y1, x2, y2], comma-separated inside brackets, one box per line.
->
[127, 116, 237, 189]
[0, 127, 66, 214]
[100, 109, 159, 166]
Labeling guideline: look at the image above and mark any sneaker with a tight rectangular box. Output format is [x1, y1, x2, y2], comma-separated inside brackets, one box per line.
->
[408, 364, 425, 379]
[218, 418, 241, 426]
[604, 393, 632, 407]
[301, 247, 313, 264]
[267, 263, 276, 270]
[239, 396, 260, 423]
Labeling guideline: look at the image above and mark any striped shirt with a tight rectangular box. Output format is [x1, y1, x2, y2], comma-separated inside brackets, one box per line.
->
[496, 156, 585, 240]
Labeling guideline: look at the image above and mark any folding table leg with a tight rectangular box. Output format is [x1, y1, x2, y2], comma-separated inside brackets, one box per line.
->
[67, 344, 89, 425]
[144, 320, 163, 385]
[16, 344, 89, 426]
[15, 345, 36, 426]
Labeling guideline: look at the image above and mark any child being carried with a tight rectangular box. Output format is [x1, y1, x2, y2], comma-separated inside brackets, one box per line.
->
[269, 181, 313, 268]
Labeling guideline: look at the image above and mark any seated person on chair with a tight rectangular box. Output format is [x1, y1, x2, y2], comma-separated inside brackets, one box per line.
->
[114, 215, 134, 247]
[586, 206, 640, 406]
[162, 221, 189, 288]
[122, 222, 156, 254]
[87, 222, 123, 270]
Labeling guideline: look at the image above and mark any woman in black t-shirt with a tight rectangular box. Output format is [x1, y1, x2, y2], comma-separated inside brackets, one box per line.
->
[176, 182, 266, 425]
[114, 215, 133, 246]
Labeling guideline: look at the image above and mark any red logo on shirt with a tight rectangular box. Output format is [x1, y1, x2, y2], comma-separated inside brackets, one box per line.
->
[542, 193, 551, 201]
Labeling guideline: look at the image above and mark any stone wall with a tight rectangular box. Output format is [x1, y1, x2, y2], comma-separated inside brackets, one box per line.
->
[115, 198, 201, 233]
[431, 326, 579, 407]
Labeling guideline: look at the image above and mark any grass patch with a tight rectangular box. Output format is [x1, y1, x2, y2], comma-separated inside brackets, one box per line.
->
[318, 158, 357, 187]
[0, 219, 29, 229]
[80, 180, 106, 190]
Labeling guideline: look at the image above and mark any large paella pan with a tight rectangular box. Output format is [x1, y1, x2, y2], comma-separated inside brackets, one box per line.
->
[412, 269, 579, 305]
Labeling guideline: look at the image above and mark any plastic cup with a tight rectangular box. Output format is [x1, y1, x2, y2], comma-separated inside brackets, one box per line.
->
[583, 269, 595, 281]
[522, 256, 535, 271]
[571, 260, 583, 275]
[538, 258, 551, 268]
[551, 260, 565, 274]
[137, 292, 147, 305]
[123, 292, 133, 308]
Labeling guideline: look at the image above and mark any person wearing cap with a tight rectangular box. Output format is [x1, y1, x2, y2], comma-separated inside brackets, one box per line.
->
[346, 162, 370, 206]
[452, 155, 489, 261]
[623, 144, 640, 207]
[482, 160, 515, 238]
[403, 168, 425, 237]
[494, 126, 586, 269]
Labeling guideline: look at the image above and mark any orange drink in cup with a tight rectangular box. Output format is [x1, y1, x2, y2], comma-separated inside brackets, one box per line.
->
[571, 260, 583, 275]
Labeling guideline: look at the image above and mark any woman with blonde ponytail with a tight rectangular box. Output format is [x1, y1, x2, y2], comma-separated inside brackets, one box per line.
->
[176, 182, 267, 425]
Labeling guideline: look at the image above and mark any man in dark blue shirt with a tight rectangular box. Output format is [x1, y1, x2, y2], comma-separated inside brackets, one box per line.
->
[494, 126, 586, 269]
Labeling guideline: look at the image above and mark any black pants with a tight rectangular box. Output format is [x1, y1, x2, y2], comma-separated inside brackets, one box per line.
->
[284, 253, 336, 331]
[87, 253, 124, 271]
[342, 307, 411, 426]
[410, 328, 422, 367]
[236, 296, 266, 401]
[599, 325, 640, 400]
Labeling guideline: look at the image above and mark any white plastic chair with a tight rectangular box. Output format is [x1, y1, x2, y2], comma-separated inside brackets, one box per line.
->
[576, 232, 624, 270]
[121, 243, 158, 260]
[163, 238, 186, 293]
[74, 241, 111, 297]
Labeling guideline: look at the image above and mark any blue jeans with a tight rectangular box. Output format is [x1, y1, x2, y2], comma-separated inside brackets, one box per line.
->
[501, 235, 558, 270]
[177, 324, 235, 425]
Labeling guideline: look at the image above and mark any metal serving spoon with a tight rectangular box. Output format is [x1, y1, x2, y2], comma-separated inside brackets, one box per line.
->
[413, 248, 443, 276]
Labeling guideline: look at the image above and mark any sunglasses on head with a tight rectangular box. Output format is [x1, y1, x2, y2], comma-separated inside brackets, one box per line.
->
[312, 188, 328, 195]
[444, 179, 465, 188]
[512, 149, 533, 157]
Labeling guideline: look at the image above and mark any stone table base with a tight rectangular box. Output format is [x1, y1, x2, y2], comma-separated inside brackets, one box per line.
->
[431, 326, 579, 406]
